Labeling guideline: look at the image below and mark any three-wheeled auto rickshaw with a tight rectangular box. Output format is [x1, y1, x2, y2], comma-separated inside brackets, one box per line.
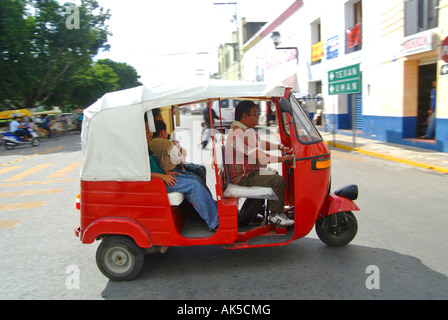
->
[75, 80, 360, 281]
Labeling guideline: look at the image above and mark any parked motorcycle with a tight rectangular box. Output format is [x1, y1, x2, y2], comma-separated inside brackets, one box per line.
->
[2, 128, 40, 150]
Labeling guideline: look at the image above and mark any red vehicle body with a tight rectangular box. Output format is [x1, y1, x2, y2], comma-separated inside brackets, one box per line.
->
[75, 81, 359, 281]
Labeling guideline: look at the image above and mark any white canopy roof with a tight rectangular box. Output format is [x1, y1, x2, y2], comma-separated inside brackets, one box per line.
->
[80, 79, 286, 182]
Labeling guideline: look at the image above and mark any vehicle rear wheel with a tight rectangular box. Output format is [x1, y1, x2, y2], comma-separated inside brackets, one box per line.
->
[4, 143, 15, 150]
[96, 236, 144, 281]
[315, 211, 358, 247]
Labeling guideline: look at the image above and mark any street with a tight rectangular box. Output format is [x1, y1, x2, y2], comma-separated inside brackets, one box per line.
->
[0, 115, 447, 300]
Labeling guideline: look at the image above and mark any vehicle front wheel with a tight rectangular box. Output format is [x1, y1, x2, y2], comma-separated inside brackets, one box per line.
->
[96, 236, 145, 281]
[31, 138, 40, 147]
[315, 211, 358, 247]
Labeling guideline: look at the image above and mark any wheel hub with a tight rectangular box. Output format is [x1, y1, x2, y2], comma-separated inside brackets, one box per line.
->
[111, 250, 128, 267]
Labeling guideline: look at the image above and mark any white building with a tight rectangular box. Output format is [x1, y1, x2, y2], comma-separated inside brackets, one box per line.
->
[240, 0, 448, 152]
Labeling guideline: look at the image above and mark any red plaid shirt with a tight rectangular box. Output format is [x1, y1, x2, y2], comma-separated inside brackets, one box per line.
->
[225, 121, 267, 184]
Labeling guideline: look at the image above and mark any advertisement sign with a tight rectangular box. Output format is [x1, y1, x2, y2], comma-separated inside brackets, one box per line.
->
[311, 41, 324, 62]
[400, 30, 436, 56]
[442, 37, 448, 63]
[326, 35, 339, 60]
[346, 23, 361, 48]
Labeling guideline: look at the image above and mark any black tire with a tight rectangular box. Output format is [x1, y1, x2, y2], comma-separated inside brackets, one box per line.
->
[31, 138, 40, 147]
[315, 211, 358, 247]
[96, 236, 145, 281]
[4, 142, 15, 150]
[238, 198, 265, 225]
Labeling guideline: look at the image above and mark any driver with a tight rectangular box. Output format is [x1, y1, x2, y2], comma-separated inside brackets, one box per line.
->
[225, 100, 294, 227]
[9, 117, 30, 141]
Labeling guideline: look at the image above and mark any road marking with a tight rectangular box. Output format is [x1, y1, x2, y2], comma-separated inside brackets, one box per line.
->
[331, 150, 365, 162]
[0, 146, 63, 167]
[0, 202, 47, 211]
[47, 162, 83, 179]
[0, 189, 63, 197]
[4, 164, 53, 182]
[0, 220, 22, 229]
[0, 166, 21, 175]
[0, 179, 77, 187]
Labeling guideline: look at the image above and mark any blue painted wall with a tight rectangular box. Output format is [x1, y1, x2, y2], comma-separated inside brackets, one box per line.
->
[323, 114, 448, 153]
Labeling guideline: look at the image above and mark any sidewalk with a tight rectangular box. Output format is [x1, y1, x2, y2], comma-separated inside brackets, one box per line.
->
[319, 131, 448, 174]
[262, 125, 448, 174]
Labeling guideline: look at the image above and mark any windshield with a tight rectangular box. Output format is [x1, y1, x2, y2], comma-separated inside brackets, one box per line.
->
[289, 94, 322, 145]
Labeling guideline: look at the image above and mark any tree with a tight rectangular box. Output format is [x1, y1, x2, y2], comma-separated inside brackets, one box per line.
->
[51, 59, 142, 108]
[70, 61, 119, 107]
[97, 59, 142, 90]
[0, 0, 111, 108]
[0, 0, 35, 105]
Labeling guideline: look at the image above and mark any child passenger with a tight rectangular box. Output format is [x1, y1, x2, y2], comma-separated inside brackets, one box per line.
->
[148, 147, 219, 231]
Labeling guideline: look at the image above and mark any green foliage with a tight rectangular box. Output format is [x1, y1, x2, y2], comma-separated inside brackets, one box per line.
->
[0, 0, 141, 110]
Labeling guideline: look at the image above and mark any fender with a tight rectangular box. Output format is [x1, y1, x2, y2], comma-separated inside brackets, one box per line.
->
[81, 217, 152, 248]
[319, 194, 360, 218]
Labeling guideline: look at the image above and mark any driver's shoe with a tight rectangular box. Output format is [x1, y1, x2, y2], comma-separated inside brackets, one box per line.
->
[269, 213, 294, 227]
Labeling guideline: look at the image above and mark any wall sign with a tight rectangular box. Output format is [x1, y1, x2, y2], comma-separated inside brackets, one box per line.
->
[400, 30, 437, 56]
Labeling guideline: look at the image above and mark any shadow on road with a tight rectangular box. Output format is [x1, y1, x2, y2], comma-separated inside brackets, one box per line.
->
[101, 237, 448, 300]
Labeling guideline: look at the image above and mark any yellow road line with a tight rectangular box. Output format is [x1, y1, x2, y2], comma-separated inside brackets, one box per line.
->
[0, 220, 22, 229]
[0, 179, 77, 187]
[5, 164, 53, 182]
[0, 189, 63, 197]
[47, 162, 83, 179]
[0, 202, 47, 211]
[0, 146, 63, 167]
[0, 166, 21, 175]
[331, 149, 365, 162]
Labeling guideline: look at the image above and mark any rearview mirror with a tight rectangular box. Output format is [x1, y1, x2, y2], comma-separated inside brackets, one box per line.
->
[279, 97, 291, 114]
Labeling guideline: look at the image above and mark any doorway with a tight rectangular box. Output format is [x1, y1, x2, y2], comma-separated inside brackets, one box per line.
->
[417, 63, 437, 137]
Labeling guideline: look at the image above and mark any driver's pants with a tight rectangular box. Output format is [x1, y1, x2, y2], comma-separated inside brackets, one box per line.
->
[237, 170, 286, 214]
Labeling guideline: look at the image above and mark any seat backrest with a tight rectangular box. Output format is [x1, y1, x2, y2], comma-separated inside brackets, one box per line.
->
[217, 144, 229, 192]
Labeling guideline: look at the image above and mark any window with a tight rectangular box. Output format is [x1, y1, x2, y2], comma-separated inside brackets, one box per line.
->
[345, 0, 362, 53]
[405, 0, 439, 36]
[289, 95, 322, 145]
[311, 19, 322, 65]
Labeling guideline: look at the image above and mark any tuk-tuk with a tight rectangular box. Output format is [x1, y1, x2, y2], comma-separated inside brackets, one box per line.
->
[75, 80, 360, 281]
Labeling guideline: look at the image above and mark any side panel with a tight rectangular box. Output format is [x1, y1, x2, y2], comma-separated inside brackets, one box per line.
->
[80, 180, 178, 246]
[80, 180, 239, 247]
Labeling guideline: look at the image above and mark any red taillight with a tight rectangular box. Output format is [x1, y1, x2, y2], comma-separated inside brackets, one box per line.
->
[76, 193, 80, 210]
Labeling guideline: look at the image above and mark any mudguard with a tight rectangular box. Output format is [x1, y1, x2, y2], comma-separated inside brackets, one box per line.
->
[319, 194, 360, 218]
[81, 218, 152, 248]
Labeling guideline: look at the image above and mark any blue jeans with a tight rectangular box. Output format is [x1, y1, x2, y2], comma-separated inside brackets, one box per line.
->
[425, 114, 435, 139]
[166, 173, 218, 230]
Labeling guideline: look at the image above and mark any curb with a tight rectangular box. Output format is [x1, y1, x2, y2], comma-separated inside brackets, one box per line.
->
[325, 141, 448, 174]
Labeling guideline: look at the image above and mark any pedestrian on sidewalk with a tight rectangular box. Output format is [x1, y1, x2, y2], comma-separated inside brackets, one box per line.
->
[423, 80, 436, 139]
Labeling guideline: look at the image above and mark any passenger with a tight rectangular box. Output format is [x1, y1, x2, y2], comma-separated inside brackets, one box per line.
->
[225, 100, 294, 227]
[148, 147, 219, 231]
[40, 114, 54, 138]
[146, 110, 207, 183]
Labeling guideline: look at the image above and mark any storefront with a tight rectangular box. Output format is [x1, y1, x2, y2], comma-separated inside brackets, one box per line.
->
[400, 29, 439, 140]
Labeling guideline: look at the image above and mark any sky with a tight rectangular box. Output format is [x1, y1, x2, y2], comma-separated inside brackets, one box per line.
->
[82, 0, 296, 85]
